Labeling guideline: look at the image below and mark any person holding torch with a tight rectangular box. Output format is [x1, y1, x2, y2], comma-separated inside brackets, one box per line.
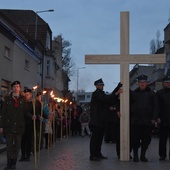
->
[0, 81, 26, 170]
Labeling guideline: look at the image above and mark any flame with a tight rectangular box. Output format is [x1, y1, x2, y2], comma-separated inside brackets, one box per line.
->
[54, 97, 63, 102]
[50, 91, 53, 96]
[33, 86, 38, 90]
[43, 90, 47, 94]
[64, 99, 68, 103]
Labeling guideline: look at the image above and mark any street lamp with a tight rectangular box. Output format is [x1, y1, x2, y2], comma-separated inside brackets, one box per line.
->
[77, 67, 86, 101]
[34, 9, 54, 90]
[35, 9, 54, 40]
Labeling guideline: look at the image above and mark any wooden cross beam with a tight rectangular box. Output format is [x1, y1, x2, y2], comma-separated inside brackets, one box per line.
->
[85, 11, 166, 161]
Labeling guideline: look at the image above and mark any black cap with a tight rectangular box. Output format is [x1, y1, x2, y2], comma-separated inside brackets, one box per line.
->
[11, 81, 21, 87]
[36, 92, 42, 97]
[162, 74, 170, 82]
[137, 74, 148, 82]
[24, 89, 32, 93]
[94, 78, 104, 85]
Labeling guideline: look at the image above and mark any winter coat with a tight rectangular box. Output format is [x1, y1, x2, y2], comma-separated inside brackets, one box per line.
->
[79, 112, 90, 124]
[157, 87, 170, 126]
[90, 88, 118, 128]
[24, 100, 34, 126]
[0, 92, 26, 134]
[130, 87, 159, 125]
[0, 99, 3, 123]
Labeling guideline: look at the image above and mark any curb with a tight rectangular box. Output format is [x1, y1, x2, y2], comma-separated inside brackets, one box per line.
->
[0, 146, 6, 154]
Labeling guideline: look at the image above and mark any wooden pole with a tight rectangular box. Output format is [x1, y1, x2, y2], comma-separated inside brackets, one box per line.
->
[32, 99, 37, 169]
[48, 102, 52, 149]
[64, 100, 68, 138]
[53, 102, 56, 144]
[38, 101, 43, 161]
[60, 103, 63, 139]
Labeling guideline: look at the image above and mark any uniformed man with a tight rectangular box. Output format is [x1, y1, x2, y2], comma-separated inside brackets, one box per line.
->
[19, 89, 35, 162]
[157, 74, 170, 161]
[89, 78, 122, 161]
[0, 81, 26, 170]
[0, 94, 3, 127]
[130, 74, 159, 162]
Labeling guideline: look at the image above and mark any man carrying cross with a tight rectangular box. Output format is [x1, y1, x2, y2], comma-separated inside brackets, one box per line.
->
[89, 78, 122, 161]
[85, 11, 166, 161]
[130, 74, 159, 162]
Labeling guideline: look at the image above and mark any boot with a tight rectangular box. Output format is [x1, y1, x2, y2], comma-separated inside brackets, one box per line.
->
[140, 149, 148, 162]
[19, 156, 25, 162]
[133, 148, 139, 162]
[4, 159, 11, 170]
[25, 155, 30, 161]
[10, 159, 17, 169]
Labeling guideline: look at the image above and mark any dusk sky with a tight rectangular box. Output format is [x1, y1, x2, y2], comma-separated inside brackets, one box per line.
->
[1, 0, 170, 92]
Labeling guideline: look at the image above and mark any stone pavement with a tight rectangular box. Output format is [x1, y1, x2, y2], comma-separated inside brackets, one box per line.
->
[0, 136, 170, 170]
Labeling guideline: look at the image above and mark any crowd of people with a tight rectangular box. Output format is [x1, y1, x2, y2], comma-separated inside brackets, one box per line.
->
[0, 73, 170, 169]
[0, 81, 90, 170]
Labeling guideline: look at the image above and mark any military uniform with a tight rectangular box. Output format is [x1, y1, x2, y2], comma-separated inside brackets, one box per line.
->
[0, 95, 3, 125]
[0, 81, 26, 170]
[157, 74, 170, 160]
[130, 75, 159, 162]
[89, 79, 121, 161]
[19, 89, 34, 162]
[104, 103, 116, 143]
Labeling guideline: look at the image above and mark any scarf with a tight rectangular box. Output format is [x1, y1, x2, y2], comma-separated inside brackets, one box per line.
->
[14, 96, 19, 108]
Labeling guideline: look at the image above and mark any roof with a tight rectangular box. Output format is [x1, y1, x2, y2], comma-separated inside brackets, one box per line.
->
[155, 47, 164, 54]
[0, 9, 52, 48]
[0, 17, 40, 61]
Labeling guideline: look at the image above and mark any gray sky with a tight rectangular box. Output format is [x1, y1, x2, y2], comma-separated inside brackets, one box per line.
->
[1, 0, 170, 92]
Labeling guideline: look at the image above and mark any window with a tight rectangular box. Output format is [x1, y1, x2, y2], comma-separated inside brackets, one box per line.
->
[25, 59, 30, 70]
[1, 79, 10, 96]
[78, 95, 85, 101]
[87, 95, 91, 99]
[46, 32, 50, 50]
[54, 63, 57, 75]
[46, 60, 51, 76]
[4, 46, 11, 59]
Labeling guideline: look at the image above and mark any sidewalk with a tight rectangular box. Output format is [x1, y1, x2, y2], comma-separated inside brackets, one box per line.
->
[0, 143, 6, 154]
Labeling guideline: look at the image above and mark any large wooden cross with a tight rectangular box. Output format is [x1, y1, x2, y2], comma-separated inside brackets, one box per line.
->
[85, 11, 166, 161]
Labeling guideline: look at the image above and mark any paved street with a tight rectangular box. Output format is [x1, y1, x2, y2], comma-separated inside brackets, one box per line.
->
[0, 136, 170, 170]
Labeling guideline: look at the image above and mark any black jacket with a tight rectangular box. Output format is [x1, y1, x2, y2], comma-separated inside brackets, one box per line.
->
[130, 87, 159, 125]
[0, 93, 26, 134]
[157, 87, 170, 126]
[90, 88, 118, 128]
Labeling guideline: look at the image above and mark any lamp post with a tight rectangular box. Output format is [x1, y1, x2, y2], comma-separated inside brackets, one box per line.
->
[76, 67, 86, 101]
[35, 9, 54, 40]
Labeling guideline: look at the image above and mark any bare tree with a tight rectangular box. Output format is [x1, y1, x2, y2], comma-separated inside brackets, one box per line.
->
[61, 35, 75, 77]
[150, 39, 156, 54]
[150, 30, 163, 54]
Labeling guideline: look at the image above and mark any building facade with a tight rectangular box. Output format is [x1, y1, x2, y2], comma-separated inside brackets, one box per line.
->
[0, 9, 70, 101]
